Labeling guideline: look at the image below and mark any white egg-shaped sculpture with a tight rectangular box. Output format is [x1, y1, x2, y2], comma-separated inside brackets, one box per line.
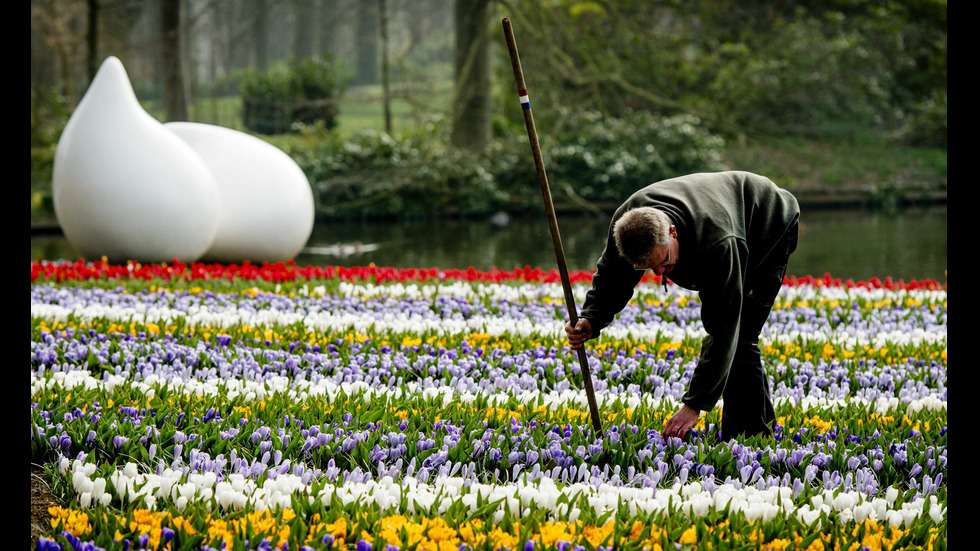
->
[164, 121, 315, 263]
[53, 56, 219, 263]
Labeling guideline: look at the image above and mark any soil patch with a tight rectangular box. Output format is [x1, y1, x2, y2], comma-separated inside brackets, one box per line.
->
[31, 465, 61, 549]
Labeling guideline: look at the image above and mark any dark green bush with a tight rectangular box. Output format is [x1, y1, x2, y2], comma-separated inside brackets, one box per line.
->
[902, 92, 947, 149]
[31, 83, 70, 148]
[287, 109, 726, 220]
[30, 82, 68, 223]
[240, 56, 347, 135]
[31, 145, 57, 222]
[495, 109, 727, 204]
[702, 15, 894, 135]
[286, 127, 509, 220]
[502, 3, 944, 144]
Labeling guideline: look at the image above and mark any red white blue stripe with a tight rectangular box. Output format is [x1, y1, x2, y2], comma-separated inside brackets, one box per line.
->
[518, 89, 530, 109]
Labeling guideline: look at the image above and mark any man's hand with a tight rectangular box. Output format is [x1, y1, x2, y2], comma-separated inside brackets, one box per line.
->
[662, 404, 701, 439]
[564, 318, 593, 350]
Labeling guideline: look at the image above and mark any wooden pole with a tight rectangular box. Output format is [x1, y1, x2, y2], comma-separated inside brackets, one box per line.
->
[501, 17, 603, 435]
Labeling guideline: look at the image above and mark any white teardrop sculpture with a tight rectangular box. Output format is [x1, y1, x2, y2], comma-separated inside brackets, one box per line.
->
[52, 56, 219, 263]
[164, 122, 316, 263]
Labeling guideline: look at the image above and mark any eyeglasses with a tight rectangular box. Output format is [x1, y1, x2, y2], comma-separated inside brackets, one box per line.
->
[635, 245, 671, 272]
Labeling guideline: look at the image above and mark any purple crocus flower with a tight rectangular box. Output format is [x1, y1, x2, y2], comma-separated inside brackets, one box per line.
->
[60, 532, 80, 550]
[36, 538, 61, 551]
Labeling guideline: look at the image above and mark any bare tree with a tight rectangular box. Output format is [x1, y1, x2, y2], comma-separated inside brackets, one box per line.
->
[160, 0, 188, 120]
[317, 0, 344, 57]
[251, 0, 270, 71]
[380, 0, 391, 132]
[450, 0, 492, 150]
[31, 0, 88, 106]
[354, 0, 379, 85]
[86, 0, 100, 82]
[292, 0, 316, 58]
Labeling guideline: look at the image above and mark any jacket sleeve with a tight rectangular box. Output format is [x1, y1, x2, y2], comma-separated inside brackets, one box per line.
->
[579, 229, 644, 337]
[682, 237, 747, 411]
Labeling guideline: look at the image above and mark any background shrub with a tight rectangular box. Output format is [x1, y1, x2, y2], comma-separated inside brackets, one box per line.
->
[494, 109, 727, 205]
[902, 92, 947, 149]
[285, 110, 726, 220]
[284, 126, 509, 220]
[240, 56, 347, 135]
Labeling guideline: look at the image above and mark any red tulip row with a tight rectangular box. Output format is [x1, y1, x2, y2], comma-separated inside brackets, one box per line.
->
[30, 258, 945, 290]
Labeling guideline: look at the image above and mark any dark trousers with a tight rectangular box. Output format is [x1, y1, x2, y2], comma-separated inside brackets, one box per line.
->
[720, 222, 799, 441]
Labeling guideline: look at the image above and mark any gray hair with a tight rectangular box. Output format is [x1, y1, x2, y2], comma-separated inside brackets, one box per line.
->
[613, 207, 672, 266]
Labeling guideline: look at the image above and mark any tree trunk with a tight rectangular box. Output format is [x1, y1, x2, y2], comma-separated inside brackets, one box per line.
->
[380, 0, 391, 132]
[86, 0, 99, 84]
[160, 0, 188, 121]
[252, 0, 269, 71]
[354, 0, 379, 85]
[292, 0, 316, 58]
[450, 0, 492, 151]
[317, 0, 343, 56]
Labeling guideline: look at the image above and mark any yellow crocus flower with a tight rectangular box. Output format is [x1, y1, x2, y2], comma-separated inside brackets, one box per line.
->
[488, 526, 518, 550]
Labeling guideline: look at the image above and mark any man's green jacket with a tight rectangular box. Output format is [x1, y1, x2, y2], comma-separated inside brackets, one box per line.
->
[579, 171, 800, 412]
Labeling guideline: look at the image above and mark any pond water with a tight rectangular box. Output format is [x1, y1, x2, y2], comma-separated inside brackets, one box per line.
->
[31, 205, 947, 283]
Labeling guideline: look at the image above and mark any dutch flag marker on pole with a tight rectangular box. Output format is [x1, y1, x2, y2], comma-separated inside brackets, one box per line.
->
[519, 89, 530, 110]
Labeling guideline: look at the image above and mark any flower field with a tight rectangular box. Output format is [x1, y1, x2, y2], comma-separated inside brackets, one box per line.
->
[30, 260, 947, 551]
